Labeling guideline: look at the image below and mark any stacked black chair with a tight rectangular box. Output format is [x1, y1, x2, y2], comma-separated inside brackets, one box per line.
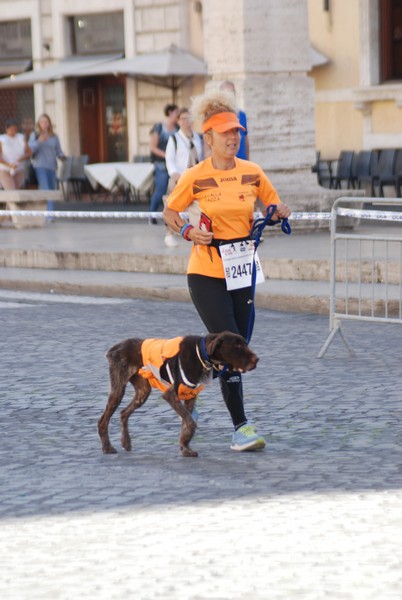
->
[394, 150, 402, 197]
[331, 151, 355, 189]
[352, 150, 378, 195]
[69, 155, 90, 201]
[311, 151, 333, 188]
[376, 149, 397, 197]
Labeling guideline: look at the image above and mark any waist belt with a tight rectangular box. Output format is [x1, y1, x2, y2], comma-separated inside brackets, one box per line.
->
[209, 236, 251, 256]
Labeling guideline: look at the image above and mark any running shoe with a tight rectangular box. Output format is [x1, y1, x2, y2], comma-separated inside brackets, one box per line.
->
[164, 232, 178, 247]
[230, 424, 266, 451]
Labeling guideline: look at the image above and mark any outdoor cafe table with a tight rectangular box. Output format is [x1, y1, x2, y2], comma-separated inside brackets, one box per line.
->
[116, 163, 154, 202]
[84, 162, 154, 201]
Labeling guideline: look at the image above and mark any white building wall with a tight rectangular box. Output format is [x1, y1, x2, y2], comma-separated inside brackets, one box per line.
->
[1, 0, 339, 209]
[206, 0, 323, 210]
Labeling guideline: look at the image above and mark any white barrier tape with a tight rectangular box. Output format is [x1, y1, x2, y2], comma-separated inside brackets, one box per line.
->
[0, 210, 164, 219]
[291, 212, 331, 221]
[336, 207, 402, 222]
[0, 210, 332, 220]
[1, 208, 402, 222]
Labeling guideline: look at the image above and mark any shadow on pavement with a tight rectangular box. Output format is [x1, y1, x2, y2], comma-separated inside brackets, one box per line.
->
[1, 297, 402, 520]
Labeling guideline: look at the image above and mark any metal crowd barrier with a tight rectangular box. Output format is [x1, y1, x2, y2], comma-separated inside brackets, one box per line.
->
[5, 202, 402, 361]
[317, 197, 402, 358]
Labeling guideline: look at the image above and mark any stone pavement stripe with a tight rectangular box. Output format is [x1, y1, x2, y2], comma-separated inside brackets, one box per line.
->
[1, 295, 402, 599]
[1, 493, 402, 600]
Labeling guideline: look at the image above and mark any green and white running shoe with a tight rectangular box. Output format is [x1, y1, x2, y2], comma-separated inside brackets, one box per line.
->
[230, 424, 266, 451]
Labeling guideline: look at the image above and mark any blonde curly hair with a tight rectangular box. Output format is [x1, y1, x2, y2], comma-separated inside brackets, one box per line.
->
[190, 89, 237, 126]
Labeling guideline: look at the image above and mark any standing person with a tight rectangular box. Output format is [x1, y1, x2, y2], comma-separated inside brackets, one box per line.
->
[219, 80, 249, 160]
[163, 89, 291, 452]
[163, 107, 204, 247]
[148, 103, 179, 225]
[220, 81, 266, 227]
[28, 113, 65, 212]
[0, 118, 31, 190]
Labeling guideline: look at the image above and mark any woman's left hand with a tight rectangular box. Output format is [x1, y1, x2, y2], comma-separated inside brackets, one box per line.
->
[275, 201, 292, 219]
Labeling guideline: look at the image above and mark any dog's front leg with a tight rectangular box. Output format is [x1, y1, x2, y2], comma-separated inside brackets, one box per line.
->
[163, 388, 198, 457]
[98, 384, 126, 454]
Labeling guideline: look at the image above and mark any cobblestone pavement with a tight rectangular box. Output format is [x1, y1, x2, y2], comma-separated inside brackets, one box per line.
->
[1, 290, 402, 599]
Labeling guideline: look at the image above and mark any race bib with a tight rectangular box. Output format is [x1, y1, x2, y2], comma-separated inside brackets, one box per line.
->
[219, 240, 265, 291]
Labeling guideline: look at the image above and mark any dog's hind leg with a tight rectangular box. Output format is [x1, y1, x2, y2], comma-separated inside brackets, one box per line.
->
[120, 375, 151, 451]
[163, 389, 198, 457]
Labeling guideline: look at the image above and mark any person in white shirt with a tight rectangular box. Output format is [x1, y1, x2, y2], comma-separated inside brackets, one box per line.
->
[164, 108, 204, 247]
[0, 118, 31, 190]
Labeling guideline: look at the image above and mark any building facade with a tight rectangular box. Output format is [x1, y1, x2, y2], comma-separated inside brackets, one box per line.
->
[309, 0, 402, 159]
[0, 0, 401, 200]
[0, 0, 205, 162]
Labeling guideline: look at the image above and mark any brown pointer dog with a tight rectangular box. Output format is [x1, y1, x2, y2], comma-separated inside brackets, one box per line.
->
[98, 331, 259, 457]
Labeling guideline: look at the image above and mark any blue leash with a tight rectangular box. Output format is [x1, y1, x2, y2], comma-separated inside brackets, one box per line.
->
[246, 204, 292, 343]
[202, 205, 291, 377]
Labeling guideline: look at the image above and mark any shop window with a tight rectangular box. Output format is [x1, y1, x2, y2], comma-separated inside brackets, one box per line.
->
[0, 88, 35, 140]
[0, 19, 34, 137]
[69, 12, 125, 55]
[0, 19, 32, 59]
[381, 0, 402, 81]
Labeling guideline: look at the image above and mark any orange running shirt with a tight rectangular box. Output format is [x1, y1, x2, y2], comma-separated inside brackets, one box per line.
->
[167, 157, 282, 278]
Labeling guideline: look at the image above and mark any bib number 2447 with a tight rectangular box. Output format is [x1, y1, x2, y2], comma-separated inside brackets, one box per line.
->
[220, 240, 265, 291]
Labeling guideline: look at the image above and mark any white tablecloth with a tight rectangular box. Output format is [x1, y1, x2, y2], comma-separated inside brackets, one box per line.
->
[84, 162, 154, 193]
[116, 163, 154, 194]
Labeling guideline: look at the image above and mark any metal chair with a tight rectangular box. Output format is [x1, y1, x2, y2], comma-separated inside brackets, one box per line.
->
[132, 154, 150, 163]
[311, 151, 333, 188]
[56, 156, 73, 201]
[69, 155, 89, 201]
[377, 149, 397, 197]
[331, 151, 355, 189]
[352, 150, 379, 196]
[394, 150, 402, 197]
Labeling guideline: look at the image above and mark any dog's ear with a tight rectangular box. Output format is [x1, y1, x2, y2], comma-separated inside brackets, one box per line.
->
[204, 333, 222, 357]
[205, 331, 235, 357]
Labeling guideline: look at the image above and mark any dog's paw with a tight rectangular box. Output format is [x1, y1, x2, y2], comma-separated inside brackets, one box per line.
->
[102, 445, 118, 454]
[181, 446, 198, 457]
[121, 436, 132, 451]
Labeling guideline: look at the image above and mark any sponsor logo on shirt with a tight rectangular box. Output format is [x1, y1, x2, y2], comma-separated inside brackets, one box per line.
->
[203, 192, 222, 202]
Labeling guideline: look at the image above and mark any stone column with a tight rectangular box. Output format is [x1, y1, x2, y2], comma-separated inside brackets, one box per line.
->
[204, 0, 339, 212]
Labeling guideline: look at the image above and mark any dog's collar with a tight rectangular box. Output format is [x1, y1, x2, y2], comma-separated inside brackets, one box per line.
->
[196, 339, 213, 371]
[197, 338, 227, 373]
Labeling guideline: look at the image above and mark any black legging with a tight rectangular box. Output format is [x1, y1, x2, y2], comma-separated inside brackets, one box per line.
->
[187, 274, 255, 428]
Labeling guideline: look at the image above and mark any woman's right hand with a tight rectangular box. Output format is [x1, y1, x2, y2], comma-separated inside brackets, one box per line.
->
[187, 227, 214, 245]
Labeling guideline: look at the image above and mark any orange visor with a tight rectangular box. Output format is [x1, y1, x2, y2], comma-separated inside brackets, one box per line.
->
[202, 112, 246, 134]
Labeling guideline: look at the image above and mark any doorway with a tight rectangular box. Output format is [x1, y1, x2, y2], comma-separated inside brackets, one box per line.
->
[78, 76, 127, 163]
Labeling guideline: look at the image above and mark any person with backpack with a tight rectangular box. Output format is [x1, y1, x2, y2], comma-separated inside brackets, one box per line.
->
[148, 104, 179, 226]
[164, 107, 204, 247]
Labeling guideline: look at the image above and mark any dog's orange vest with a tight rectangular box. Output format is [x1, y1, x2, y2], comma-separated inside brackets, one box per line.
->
[139, 337, 204, 401]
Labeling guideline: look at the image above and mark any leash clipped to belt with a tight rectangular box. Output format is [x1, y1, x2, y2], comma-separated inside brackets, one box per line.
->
[246, 204, 292, 343]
